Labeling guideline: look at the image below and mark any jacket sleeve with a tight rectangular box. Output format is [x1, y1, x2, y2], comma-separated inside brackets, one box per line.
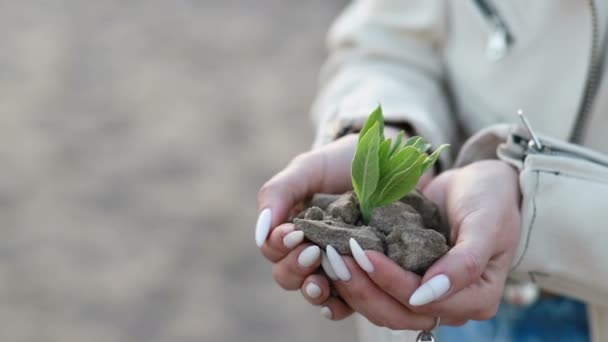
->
[456, 125, 608, 306]
[311, 0, 457, 165]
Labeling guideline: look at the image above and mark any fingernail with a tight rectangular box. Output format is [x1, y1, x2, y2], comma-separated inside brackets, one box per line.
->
[255, 208, 272, 247]
[409, 274, 451, 306]
[297, 245, 321, 268]
[349, 238, 374, 273]
[321, 251, 338, 280]
[305, 282, 322, 298]
[320, 306, 332, 320]
[283, 231, 304, 249]
[326, 245, 351, 281]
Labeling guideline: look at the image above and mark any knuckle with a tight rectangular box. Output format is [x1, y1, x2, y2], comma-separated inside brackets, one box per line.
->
[260, 246, 281, 263]
[272, 265, 298, 291]
[462, 250, 483, 282]
[290, 151, 315, 168]
[374, 277, 400, 300]
[344, 282, 371, 303]
[257, 181, 276, 203]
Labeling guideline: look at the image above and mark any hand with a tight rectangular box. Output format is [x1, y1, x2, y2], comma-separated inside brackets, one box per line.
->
[256, 134, 359, 320]
[409, 160, 521, 319]
[255, 128, 435, 322]
[328, 160, 521, 328]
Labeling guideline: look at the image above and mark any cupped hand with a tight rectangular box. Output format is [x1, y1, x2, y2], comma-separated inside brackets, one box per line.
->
[408, 160, 522, 319]
[256, 134, 358, 320]
[255, 127, 435, 322]
[332, 159, 522, 328]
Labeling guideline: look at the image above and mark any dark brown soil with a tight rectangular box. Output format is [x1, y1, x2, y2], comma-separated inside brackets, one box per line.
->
[294, 190, 450, 275]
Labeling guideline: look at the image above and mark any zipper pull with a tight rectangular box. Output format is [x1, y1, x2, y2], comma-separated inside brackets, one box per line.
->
[486, 19, 509, 61]
[517, 109, 544, 152]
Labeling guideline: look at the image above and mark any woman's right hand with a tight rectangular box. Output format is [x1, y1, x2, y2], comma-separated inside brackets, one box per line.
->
[256, 134, 359, 320]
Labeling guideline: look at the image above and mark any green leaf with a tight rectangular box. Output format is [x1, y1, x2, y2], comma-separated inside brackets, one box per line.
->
[382, 146, 419, 179]
[378, 138, 392, 168]
[389, 131, 404, 157]
[404, 136, 422, 147]
[350, 105, 449, 223]
[413, 140, 430, 153]
[359, 106, 384, 143]
[421, 144, 450, 174]
[404, 136, 431, 153]
[374, 156, 425, 206]
[375, 146, 420, 198]
[351, 122, 381, 206]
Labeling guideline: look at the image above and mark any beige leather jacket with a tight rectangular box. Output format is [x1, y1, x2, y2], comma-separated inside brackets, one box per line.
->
[311, 0, 608, 340]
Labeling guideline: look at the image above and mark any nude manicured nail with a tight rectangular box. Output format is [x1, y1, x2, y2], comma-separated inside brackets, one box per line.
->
[326, 245, 351, 281]
[283, 230, 304, 249]
[255, 208, 272, 247]
[298, 246, 321, 268]
[320, 306, 332, 320]
[409, 274, 451, 306]
[305, 282, 322, 298]
[321, 252, 338, 280]
[349, 238, 375, 273]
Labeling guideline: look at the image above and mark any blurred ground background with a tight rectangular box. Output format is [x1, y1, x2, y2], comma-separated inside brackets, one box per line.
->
[0, 1, 355, 341]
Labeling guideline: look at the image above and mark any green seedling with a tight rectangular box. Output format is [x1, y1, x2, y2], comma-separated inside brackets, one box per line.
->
[351, 106, 449, 223]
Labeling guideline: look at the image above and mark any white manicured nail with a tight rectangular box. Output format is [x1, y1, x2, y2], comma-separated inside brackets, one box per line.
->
[349, 238, 375, 273]
[305, 282, 322, 298]
[326, 245, 351, 281]
[255, 208, 272, 247]
[409, 274, 451, 306]
[321, 251, 338, 280]
[283, 231, 304, 249]
[298, 246, 321, 268]
[320, 306, 332, 320]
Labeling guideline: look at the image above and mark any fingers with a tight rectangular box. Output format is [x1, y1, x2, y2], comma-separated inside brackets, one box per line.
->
[408, 238, 491, 307]
[300, 274, 331, 305]
[272, 244, 322, 290]
[411, 177, 497, 307]
[349, 246, 422, 305]
[255, 135, 357, 247]
[260, 223, 303, 262]
[414, 251, 511, 318]
[349, 245, 502, 325]
[319, 296, 353, 321]
[349, 237, 501, 323]
[299, 274, 353, 321]
[326, 249, 435, 330]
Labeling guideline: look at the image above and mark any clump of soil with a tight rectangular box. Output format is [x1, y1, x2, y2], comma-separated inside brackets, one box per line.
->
[293, 190, 450, 275]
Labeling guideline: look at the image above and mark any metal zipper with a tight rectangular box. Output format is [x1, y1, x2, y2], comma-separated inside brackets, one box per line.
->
[516, 110, 608, 167]
[570, 0, 601, 143]
[514, 133, 608, 168]
[472, 0, 514, 60]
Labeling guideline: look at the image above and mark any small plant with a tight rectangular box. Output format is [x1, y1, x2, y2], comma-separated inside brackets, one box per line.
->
[351, 106, 449, 223]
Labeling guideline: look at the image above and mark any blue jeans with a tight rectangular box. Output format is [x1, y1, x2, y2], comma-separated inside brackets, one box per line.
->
[436, 296, 589, 342]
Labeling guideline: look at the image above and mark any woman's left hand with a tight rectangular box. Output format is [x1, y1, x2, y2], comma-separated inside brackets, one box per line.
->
[327, 160, 522, 329]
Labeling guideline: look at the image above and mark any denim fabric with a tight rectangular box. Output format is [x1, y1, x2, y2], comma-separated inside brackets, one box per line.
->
[436, 296, 589, 342]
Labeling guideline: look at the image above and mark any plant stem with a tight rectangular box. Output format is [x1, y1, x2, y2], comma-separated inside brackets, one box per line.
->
[361, 205, 372, 225]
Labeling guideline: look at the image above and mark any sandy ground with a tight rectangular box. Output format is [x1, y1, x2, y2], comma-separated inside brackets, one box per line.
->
[0, 1, 356, 341]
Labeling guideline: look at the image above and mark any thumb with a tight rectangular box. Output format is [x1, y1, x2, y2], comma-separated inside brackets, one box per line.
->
[255, 135, 356, 247]
[408, 215, 494, 307]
